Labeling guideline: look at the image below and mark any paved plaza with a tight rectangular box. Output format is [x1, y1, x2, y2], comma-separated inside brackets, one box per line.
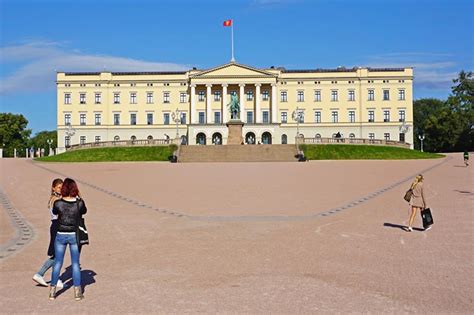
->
[0, 154, 472, 313]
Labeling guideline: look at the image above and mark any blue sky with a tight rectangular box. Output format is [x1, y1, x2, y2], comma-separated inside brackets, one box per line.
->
[1, 0, 473, 134]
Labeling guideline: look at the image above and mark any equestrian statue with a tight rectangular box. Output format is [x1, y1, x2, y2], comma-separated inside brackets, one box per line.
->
[227, 94, 241, 120]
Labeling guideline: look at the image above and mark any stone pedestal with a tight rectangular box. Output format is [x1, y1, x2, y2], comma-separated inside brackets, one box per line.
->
[226, 120, 244, 145]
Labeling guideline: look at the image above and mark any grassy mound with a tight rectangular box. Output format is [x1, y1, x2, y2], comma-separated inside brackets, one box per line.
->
[36, 145, 177, 162]
[299, 144, 444, 160]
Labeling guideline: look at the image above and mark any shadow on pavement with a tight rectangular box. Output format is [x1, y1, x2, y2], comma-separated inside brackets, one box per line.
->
[56, 266, 97, 297]
[383, 222, 424, 232]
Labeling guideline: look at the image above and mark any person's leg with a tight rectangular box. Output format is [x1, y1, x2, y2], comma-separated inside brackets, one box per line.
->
[408, 206, 418, 230]
[69, 235, 81, 287]
[37, 256, 55, 276]
[51, 234, 67, 286]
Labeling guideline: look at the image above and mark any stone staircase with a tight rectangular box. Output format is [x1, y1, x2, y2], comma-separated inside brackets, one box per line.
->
[178, 144, 299, 162]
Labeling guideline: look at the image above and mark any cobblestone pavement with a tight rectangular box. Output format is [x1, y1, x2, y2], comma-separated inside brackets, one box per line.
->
[0, 154, 472, 313]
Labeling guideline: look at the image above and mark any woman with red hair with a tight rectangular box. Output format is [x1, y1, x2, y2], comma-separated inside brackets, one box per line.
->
[49, 178, 87, 301]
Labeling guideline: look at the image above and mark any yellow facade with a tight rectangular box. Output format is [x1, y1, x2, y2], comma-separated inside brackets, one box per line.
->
[56, 62, 413, 150]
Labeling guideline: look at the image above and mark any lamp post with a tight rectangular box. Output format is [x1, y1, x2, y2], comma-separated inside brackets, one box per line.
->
[65, 124, 76, 148]
[171, 108, 182, 141]
[291, 106, 303, 139]
[418, 134, 425, 152]
[47, 139, 54, 156]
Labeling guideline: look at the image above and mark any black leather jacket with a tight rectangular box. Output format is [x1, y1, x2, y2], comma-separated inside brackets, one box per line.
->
[52, 198, 87, 233]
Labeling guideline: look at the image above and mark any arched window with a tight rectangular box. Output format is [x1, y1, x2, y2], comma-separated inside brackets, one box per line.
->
[281, 134, 288, 144]
[131, 135, 137, 143]
[349, 133, 355, 138]
[262, 132, 272, 144]
[147, 135, 153, 140]
[212, 133, 222, 145]
[245, 132, 256, 144]
[114, 136, 120, 141]
[196, 133, 206, 145]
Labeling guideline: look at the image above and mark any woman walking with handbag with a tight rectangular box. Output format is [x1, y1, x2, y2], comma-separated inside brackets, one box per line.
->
[49, 178, 87, 301]
[32, 179, 65, 289]
[406, 174, 428, 232]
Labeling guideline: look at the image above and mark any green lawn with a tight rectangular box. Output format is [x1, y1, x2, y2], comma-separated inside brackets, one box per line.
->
[299, 144, 444, 160]
[36, 145, 177, 162]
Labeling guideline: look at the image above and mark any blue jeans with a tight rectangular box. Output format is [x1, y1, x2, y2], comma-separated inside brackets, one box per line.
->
[51, 233, 81, 287]
[37, 256, 55, 277]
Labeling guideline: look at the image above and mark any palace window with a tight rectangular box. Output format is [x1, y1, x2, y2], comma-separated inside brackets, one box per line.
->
[369, 133, 375, 140]
[398, 89, 405, 100]
[349, 110, 355, 123]
[297, 91, 304, 102]
[368, 89, 374, 101]
[64, 93, 71, 104]
[198, 112, 205, 124]
[95, 113, 101, 125]
[80, 113, 86, 125]
[384, 110, 390, 122]
[314, 111, 321, 123]
[296, 111, 304, 123]
[214, 91, 221, 101]
[114, 113, 120, 125]
[399, 133, 405, 142]
[130, 92, 137, 104]
[281, 112, 288, 123]
[147, 113, 153, 125]
[180, 92, 187, 103]
[398, 110, 406, 122]
[95, 136, 101, 143]
[130, 113, 137, 125]
[247, 111, 253, 124]
[180, 112, 187, 124]
[368, 110, 375, 122]
[147, 92, 153, 104]
[246, 90, 253, 101]
[198, 91, 205, 102]
[65, 136, 70, 147]
[314, 90, 321, 102]
[79, 93, 86, 104]
[383, 89, 390, 101]
[163, 92, 170, 103]
[384, 133, 390, 140]
[348, 90, 355, 101]
[331, 90, 338, 101]
[262, 90, 269, 101]
[331, 111, 338, 123]
[164, 113, 170, 125]
[114, 93, 120, 104]
[214, 112, 221, 124]
[263, 111, 269, 123]
[95, 93, 101, 104]
[64, 113, 71, 125]
[80, 136, 86, 145]
[280, 91, 288, 102]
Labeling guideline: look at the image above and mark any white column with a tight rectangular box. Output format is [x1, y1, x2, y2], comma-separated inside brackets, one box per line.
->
[190, 84, 196, 124]
[239, 84, 245, 121]
[206, 84, 212, 124]
[255, 83, 261, 123]
[271, 83, 277, 123]
[222, 84, 228, 123]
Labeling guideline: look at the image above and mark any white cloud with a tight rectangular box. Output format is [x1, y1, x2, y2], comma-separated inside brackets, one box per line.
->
[363, 53, 459, 90]
[0, 41, 190, 94]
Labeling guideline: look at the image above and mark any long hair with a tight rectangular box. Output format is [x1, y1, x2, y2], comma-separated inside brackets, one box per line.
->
[61, 178, 80, 197]
[410, 174, 424, 190]
[50, 178, 63, 195]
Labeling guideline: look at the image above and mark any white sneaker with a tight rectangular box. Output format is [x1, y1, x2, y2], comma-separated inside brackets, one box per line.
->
[32, 274, 48, 286]
[57, 279, 64, 289]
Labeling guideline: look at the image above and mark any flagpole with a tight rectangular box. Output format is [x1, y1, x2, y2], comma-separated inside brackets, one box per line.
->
[231, 20, 235, 62]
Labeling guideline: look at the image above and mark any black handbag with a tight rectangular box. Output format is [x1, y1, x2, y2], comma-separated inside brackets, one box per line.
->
[76, 201, 89, 245]
[403, 189, 413, 202]
[421, 208, 434, 229]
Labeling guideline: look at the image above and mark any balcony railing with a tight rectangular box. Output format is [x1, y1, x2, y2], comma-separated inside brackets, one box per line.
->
[68, 138, 177, 151]
[299, 137, 410, 148]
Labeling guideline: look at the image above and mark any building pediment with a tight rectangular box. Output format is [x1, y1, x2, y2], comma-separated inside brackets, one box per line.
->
[190, 62, 277, 79]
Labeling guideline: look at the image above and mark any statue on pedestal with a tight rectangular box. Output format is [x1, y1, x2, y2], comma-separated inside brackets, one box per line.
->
[227, 94, 240, 120]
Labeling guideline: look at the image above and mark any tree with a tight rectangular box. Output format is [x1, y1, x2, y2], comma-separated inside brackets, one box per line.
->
[29, 130, 57, 156]
[413, 98, 445, 151]
[0, 113, 31, 157]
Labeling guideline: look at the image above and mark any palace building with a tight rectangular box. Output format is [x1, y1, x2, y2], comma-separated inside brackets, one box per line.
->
[56, 62, 413, 151]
